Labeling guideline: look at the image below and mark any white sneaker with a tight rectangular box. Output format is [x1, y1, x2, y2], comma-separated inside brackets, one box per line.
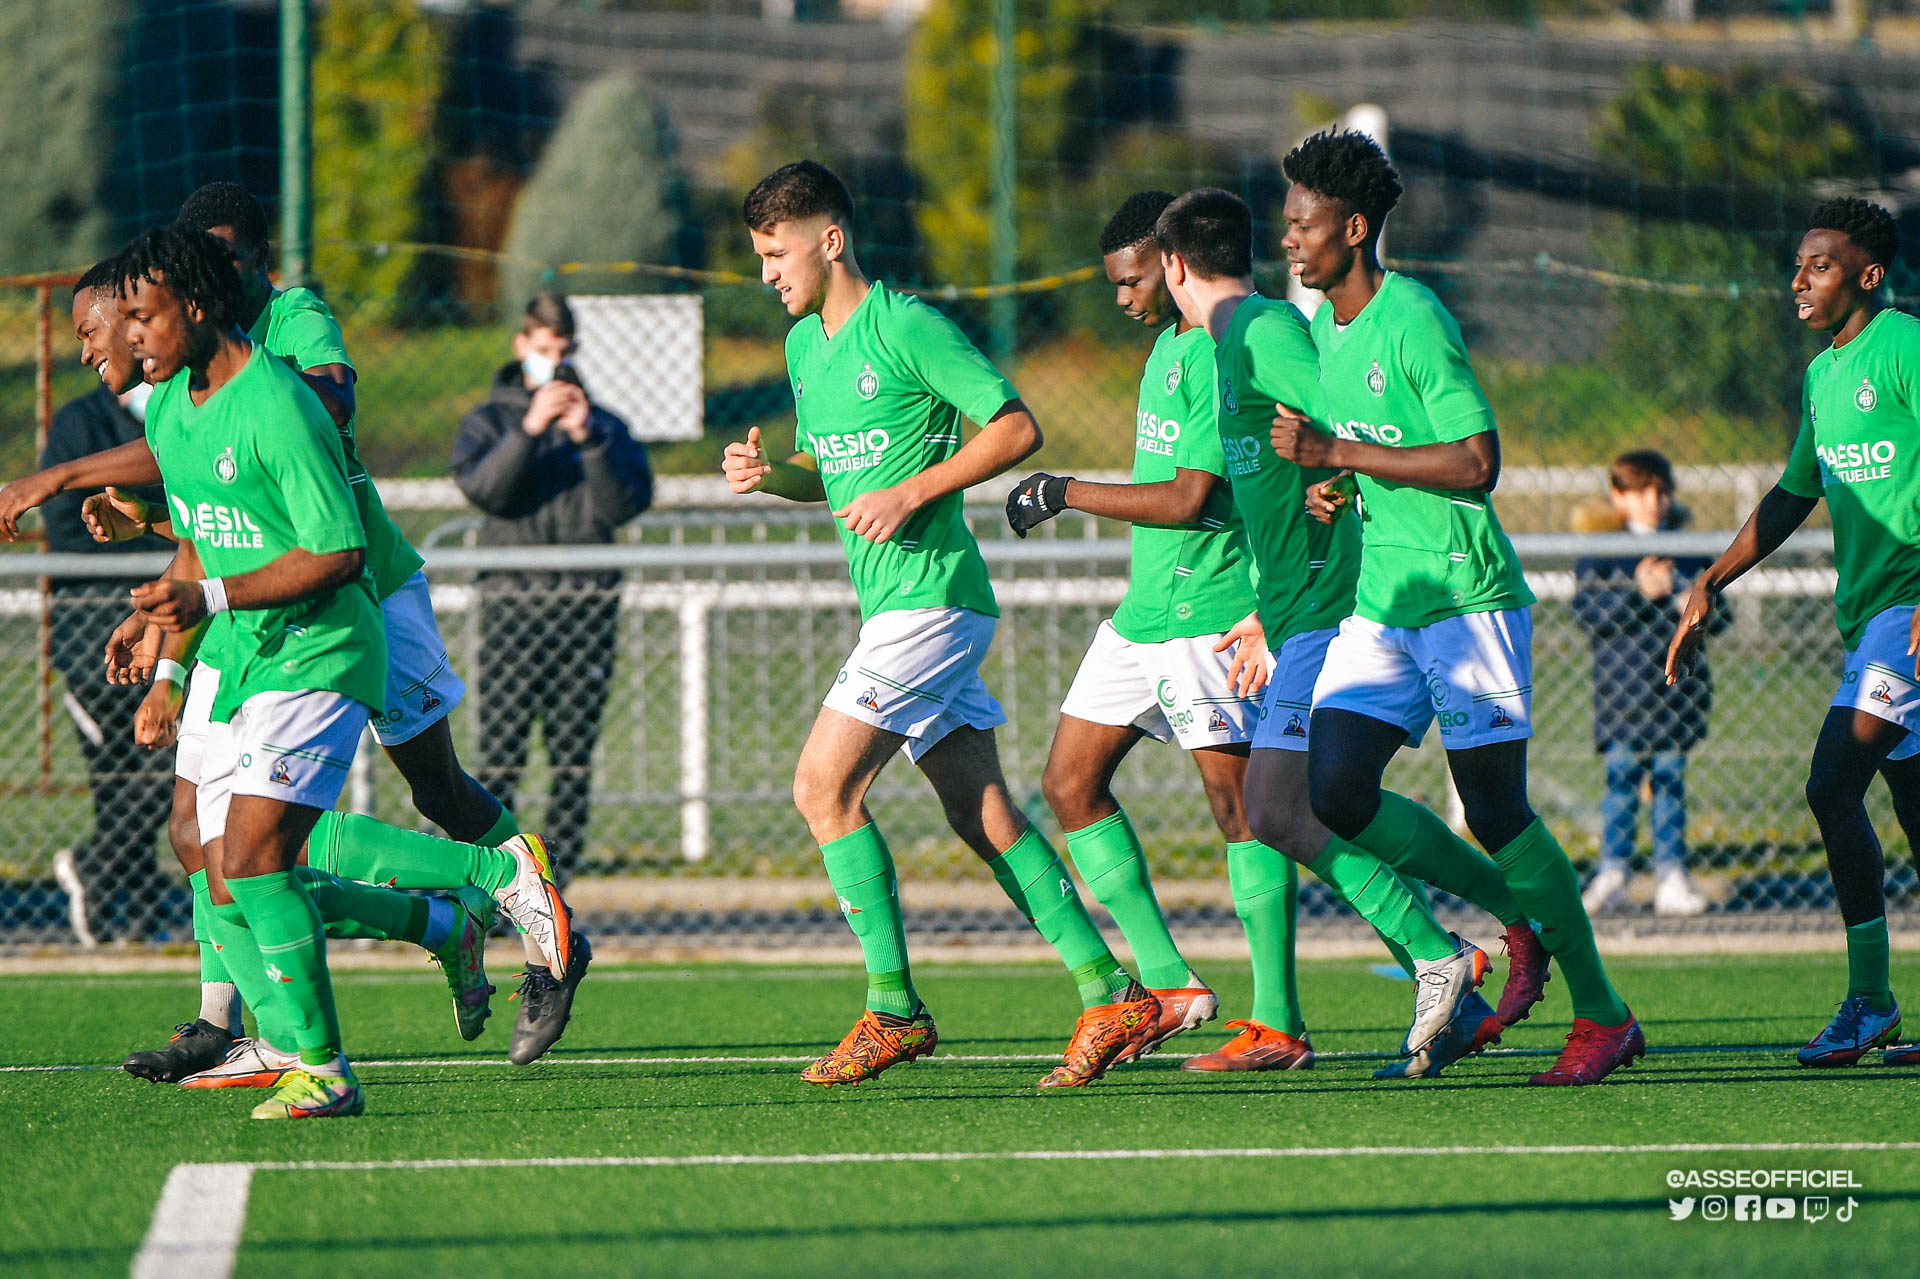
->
[52, 849, 96, 948]
[1653, 868, 1708, 917]
[1409, 934, 1489, 1053]
[1582, 864, 1629, 915]
[179, 1037, 299, 1089]
[494, 834, 573, 980]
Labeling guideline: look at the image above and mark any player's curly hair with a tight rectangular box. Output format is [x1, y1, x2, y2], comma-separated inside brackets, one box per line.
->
[73, 256, 120, 299]
[1099, 191, 1176, 256]
[1808, 197, 1901, 268]
[743, 161, 855, 233]
[1282, 130, 1403, 239]
[112, 225, 244, 331]
[176, 181, 271, 261]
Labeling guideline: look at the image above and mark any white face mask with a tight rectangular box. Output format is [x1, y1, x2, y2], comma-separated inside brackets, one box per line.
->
[522, 352, 558, 388]
[121, 382, 153, 423]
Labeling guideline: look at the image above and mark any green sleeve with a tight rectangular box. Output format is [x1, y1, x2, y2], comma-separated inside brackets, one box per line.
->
[273, 293, 354, 372]
[260, 395, 366, 556]
[1173, 341, 1225, 476]
[1244, 309, 1320, 423]
[893, 298, 1019, 425]
[1778, 386, 1822, 499]
[1400, 306, 1495, 443]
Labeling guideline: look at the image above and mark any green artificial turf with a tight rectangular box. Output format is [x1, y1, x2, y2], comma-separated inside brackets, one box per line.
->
[3, 954, 1917, 1277]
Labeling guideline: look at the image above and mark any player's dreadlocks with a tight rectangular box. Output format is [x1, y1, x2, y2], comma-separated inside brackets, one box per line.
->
[1808, 197, 1902, 269]
[743, 160, 855, 233]
[177, 181, 272, 261]
[73, 257, 120, 299]
[1099, 191, 1176, 256]
[113, 225, 245, 331]
[1282, 130, 1403, 240]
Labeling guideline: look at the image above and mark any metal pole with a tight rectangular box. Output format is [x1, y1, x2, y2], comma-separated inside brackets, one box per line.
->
[988, 0, 1017, 359]
[35, 283, 53, 791]
[279, 0, 312, 286]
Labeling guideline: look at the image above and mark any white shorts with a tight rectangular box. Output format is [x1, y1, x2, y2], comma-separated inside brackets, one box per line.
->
[1060, 619, 1261, 750]
[174, 662, 221, 786]
[1312, 608, 1533, 749]
[369, 571, 466, 747]
[822, 607, 1006, 763]
[1251, 627, 1340, 752]
[1833, 605, 1920, 762]
[196, 688, 368, 844]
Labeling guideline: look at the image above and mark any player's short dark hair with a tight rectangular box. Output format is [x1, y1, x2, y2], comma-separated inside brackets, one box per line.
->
[1282, 129, 1403, 240]
[176, 181, 272, 260]
[1807, 197, 1901, 268]
[742, 161, 855, 233]
[1099, 191, 1176, 256]
[73, 257, 119, 299]
[1610, 449, 1674, 495]
[112, 225, 244, 330]
[1153, 188, 1253, 280]
[522, 292, 575, 340]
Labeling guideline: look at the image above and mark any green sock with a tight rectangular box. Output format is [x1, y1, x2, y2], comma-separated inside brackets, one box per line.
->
[988, 825, 1130, 1008]
[475, 805, 521, 847]
[819, 823, 919, 1017]
[293, 866, 431, 945]
[1846, 917, 1894, 1013]
[1067, 810, 1189, 989]
[1352, 791, 1528, 927]
[308, 810, 520, 898]
[1307, 836, 1456, 963]
[225, 871, 345, 1068]
[1372, 871, 1426, 977]
[205, 899, 298, 1050]
[1226, 840, 1304, 1035]
[189, 869, 231, 985]
[1490, 818, 1630, 1025]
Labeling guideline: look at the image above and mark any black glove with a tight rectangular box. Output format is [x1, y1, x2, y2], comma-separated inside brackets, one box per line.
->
[1005, 473, 1072, 538]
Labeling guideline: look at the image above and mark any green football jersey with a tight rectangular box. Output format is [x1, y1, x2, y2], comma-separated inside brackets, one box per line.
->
[146, 344, 386, 721]
[786, 282, 1014, 622]
[1109, 323, 1254, 643]
[1214, 295, 1360, 642]
[1779, 307, 1920, 649]
[1311, 272, 1533, 628]
[250, 287, 423, 601]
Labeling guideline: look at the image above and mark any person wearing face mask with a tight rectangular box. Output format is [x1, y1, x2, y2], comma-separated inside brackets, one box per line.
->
[451, 292, 653, 888]
[39, 309, 176, 945]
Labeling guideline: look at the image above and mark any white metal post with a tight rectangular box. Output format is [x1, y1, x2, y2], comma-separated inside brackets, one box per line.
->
[678, 595, 711, 863]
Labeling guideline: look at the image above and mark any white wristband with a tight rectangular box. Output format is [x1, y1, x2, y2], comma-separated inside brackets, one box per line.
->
[199, 577, 230, 615]
[153, 658, 188, 688]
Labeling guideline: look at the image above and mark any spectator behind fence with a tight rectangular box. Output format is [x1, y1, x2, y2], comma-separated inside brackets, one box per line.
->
[42, 380, 177, 943]
[451, 293, 653, 882]
[1571, 450, 1723, 917]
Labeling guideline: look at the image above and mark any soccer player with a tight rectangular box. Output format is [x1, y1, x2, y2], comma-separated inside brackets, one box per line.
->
[1270, 130, 1640, 1085]
[1670, 197, 1920, 1068]
[723, 160, 1158, 1088]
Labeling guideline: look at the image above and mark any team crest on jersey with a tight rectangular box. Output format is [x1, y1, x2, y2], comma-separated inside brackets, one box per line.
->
[1488, 705, 1513, 730]
[1282, 714, 1307, 739]
[856, 686, 882, 712]
[1222, 377, 1239, 415]
[1366, 361, 1386, 396]
[1165, 360, 1182, 393]
[214, 446, 238, 483]
[1206, 707, 1230, 733]
[268, 757, 293, 786]
[856, 364, 879, 400]
[1871, 680, 1894, 706]
[1856, 378, 1878, 412]
[793, 378, 803, 400]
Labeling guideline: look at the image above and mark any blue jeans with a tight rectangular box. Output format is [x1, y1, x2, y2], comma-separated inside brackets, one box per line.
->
[1600, 745, 1688, 874]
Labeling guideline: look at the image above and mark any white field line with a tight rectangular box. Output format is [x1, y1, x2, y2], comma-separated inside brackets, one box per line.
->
[130, 1161, 252, 1279]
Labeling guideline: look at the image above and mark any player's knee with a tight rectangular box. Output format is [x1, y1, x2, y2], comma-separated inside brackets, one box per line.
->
[168, 809, 201, 867]
[1306, 768, 1369, 842]
[791, 762, 853, 832]
[1040, 756, 1100, 829]
[1805, 760, 1860, 821]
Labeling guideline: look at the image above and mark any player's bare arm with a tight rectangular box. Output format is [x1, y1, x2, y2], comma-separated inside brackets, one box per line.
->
[298, 361, 356, 427]
[1666, 484, 1817, 685]
[723, 424, 826, 502]
[837, 398, 1038, 544]
[132, 546, 366, 632]
[1067, 469, 1219, 525]
[0, 439, 165, 540]
[1271, 403, 1499, 491]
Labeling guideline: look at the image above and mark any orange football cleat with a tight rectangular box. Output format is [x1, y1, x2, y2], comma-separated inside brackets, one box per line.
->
[1114, 976, 1219, 1065]
[800, 1008, 937, 1086]
[1037, 984, 1160, 1088]
[1181, 1019, 1316, 1072]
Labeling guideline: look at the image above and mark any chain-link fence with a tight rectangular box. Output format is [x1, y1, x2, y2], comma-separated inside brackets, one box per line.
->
[2, 519, 1911, 951]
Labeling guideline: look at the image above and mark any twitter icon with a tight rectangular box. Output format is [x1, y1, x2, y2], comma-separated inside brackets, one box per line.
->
[1669, 1198, 1697, 1221]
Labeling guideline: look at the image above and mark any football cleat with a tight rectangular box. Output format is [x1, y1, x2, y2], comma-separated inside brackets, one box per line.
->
[250, 1067, 364, 1120]
[1114, 974, 1218, 1064]
[429, 887, 496, 1042]
[1037, 983, 1160, 1089]
[1408, 933, 1489, 1053]
[1883, 1040, 1920, 1066]
[1180, 1020, 1315, 1072]
[493, 834, 572, 980]
[124, 1019, 236, 1083]
[509, 932, 594, 1066]
[179, 1036, 299, 1090]
[800, 1007, 938, 1085]
[1528, 1014, 1647, 1085]
[1496, 922, 1551, 1025]
[1797, 996, 1901, 1067]
[1374, 992, 1502, 1080]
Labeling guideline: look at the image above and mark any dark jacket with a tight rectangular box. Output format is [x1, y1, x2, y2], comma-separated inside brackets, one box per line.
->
[450, 363, 653, 588]
[1570, 511, 1728, 753]
[40, 387, 172, 594]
